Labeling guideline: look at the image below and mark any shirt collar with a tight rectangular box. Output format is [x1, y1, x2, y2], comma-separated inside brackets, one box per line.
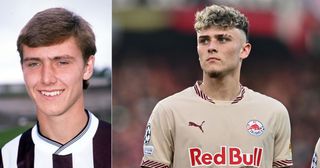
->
[33, 109, 98, 155]
[193, 81, 245, 104]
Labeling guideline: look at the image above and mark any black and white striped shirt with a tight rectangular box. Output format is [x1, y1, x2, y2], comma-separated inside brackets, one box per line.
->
[0, 111, 111, 168]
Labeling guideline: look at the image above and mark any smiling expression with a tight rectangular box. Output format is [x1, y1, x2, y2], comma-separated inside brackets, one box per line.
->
[22, 37, 94, 117]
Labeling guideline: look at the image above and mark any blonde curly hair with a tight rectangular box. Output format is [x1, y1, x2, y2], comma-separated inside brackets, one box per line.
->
[194, 5, 249, 41]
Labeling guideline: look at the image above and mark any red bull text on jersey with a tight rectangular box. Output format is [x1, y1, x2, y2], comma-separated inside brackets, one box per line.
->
[141, 81, 293, 168]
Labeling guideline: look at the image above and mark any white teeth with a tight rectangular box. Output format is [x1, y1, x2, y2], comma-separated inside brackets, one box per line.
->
[41, 90, 63, 97]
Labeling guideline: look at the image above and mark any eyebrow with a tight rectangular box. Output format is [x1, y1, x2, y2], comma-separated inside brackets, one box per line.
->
[215, 34, 232, 38]
[198, 34, 233, 39]
[198, 35, 210, 39]
[22, 55, 75, 63]
[52, 55, 75, 61]
[22, 57, 40, 63]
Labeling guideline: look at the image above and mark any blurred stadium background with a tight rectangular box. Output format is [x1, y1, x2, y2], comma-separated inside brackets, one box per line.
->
[113, 0, 320, 167]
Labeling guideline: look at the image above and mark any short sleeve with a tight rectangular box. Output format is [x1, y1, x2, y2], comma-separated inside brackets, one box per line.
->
[141, 102, 174, 168]
[273, 105, 293, 167]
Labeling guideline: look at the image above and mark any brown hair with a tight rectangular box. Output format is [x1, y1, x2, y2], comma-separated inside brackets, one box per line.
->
[194, 4, 249, 41]
[17, 7, 96, 89]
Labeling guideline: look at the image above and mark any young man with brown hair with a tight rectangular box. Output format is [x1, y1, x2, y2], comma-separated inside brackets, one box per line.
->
[0, 8, 111, 168]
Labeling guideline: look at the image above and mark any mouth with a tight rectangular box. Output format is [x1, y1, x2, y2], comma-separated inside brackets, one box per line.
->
[39, 90, 64, 97]
[207, 56, 220, 61]
[206, 57, 221, 62]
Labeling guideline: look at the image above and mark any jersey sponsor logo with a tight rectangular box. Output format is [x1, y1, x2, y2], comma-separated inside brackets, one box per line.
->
[188, 121, 205, 133]
[189, 146, 263, 167]
[144, 123, 151, 144]
[311, 152, 318, 168]
[246, 120, 265, 136]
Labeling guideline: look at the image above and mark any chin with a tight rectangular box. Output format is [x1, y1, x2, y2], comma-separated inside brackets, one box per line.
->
[42, 110, 64, 117]
[37, 105, 66, 117]
[206, 70, 224, 78]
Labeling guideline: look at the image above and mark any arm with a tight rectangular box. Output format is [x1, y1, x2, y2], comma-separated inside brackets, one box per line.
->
[140, 103, 173, 168]
[273, 106, 293, 168]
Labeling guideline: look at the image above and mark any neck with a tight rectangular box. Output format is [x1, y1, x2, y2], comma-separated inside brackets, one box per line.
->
[37, 109, 88, 144]
[201, 74, 241, 101]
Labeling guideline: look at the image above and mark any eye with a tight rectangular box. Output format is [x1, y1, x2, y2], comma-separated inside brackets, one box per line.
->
[56, 59, 71, 66]
[29, 62, 39, 67]
[216, 35, 231, 43]
[24, 61, 40, 68]
[199, 38, 209, 45]
[59, 61, 69, 65]
[217, 37, 227, 43]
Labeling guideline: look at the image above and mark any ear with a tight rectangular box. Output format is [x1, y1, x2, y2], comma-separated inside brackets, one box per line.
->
[83, 55, 95, 80]
[240, 42, 251, 60]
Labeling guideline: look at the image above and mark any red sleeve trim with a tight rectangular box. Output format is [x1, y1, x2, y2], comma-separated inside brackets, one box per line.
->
[273, 159, 293, 167]
[141, 159, 169, 168]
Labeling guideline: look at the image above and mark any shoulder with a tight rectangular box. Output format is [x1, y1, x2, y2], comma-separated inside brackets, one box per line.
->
[244, 87, 288, 111]
[89, 112, 111, 139]
[150, 87, 195, 115]
[2, 134, 23, 152]
[148, 87, 195, 122]
[1, 127, 33, 160]
[87, 111, 111, 143]
[2, 127, 33, 149]
[97, 120, 111, 132]
[92, 120, 111, 167]
[244, 87, 290, 120]
[158, 86, 195, 107]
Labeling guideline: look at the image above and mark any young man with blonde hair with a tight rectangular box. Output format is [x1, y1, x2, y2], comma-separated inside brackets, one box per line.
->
[141, 4, 293, 168]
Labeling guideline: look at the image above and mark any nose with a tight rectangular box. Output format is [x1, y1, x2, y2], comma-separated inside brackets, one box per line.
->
[41, 63, 57, 85]
[207, 41, 217, 53]
[208, 48, 217, 53]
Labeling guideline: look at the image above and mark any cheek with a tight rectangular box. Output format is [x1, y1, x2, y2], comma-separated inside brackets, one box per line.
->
[23, 71, 37, 88]
[197, 46, 206, 60]
[60, 71, 83, 85]
[58, 64, 86, 82]
[224, 46, 241, 59]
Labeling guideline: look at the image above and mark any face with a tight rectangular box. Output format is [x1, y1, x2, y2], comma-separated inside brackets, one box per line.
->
[197, 26, 251, 78]
[21, 37, 94, 117]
